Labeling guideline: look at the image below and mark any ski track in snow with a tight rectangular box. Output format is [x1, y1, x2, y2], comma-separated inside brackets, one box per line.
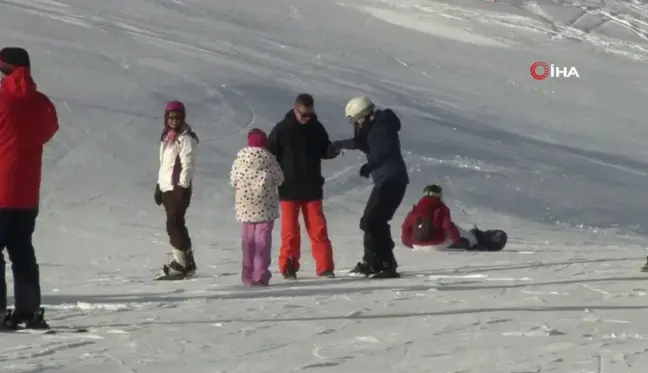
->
[2, 0, 648, 372]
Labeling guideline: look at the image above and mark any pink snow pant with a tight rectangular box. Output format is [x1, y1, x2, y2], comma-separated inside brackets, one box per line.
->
[241, 221, 274, 286]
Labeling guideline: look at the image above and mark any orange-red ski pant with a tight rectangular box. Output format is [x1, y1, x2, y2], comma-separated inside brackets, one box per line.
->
[278, 200, 334, 275]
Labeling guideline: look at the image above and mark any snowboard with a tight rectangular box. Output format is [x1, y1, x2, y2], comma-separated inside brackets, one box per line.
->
[347, 271, 402, 279]
[445, 228, 508, 252]
[155, 273, 191, 280]
[471, 228, 508, 252]
[368, 271, 401, 279]
[281, 270, 401, 280]
[154, 264, 197, 280]
[0, 326, 88, 334]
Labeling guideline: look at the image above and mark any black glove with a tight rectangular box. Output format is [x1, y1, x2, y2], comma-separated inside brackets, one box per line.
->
[359, 163, 373, 178]
[154, 184, 162, 206]
[325, 143, 341, 159]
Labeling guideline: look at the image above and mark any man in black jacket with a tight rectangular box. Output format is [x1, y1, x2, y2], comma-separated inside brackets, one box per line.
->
[267, 94, 340, 279]
[333, 96, 409, 278]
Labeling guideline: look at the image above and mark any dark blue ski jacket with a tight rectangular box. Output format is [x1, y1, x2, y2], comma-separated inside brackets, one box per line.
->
[334, 108, 409, 186]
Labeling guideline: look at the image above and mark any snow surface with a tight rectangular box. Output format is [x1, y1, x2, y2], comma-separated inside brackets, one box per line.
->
[2, 0, 648, 371]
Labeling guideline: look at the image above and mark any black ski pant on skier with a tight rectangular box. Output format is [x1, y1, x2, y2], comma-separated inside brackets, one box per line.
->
[0, 208, 47, 329]
[359, 180, 407, 275]
[155, 184, 196, 276]
[161, 186, 192, 252]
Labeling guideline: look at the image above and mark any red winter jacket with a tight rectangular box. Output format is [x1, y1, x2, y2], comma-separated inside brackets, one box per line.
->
[401, 196, 460, 248]
[0, 67, 59, 208]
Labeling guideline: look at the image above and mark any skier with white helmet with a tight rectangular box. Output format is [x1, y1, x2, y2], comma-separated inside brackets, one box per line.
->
[332, 96, 409, 278]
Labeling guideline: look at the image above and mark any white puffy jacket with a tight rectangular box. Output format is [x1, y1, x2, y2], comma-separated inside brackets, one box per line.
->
[230, 146, 284, 223]
[158, 126, 198, 192]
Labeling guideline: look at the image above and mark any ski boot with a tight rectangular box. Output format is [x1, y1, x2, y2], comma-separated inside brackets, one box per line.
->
[641, 256, 648, 272]
[161, 249, 197, 279]
[19, 308, 50, 329]
[282, 258, 297, 280]
[0, 310, 17, 331]
[349, 256, 399, 278]
[2, 308, 50, 330]
[370, 260, 400, 279]
[318, 271, 335, 278]
[348, 260, 374, 277]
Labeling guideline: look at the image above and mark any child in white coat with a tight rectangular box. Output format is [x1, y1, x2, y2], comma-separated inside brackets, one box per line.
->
[230, 128, 284, 286]
[154, 100, 198, 277]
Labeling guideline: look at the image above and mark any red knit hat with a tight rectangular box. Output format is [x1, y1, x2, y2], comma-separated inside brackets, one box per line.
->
[247, 128, 267, 148]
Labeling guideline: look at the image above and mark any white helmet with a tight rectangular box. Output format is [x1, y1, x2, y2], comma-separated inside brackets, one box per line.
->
[345, 96, 375, 122]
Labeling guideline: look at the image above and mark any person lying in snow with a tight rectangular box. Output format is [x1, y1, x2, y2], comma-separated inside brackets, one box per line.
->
[401, 184, 508, 251]
[401, 184, 477, 250]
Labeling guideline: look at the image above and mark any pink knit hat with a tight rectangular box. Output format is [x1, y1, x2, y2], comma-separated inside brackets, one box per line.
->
[247, 128, 267, 148]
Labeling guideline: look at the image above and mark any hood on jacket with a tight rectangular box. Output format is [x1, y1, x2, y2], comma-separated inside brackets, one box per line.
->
[413, 196, 443, 213]
[372, 108, 401, 132]
[0, 47, 30, 76]
[237, 146, 274, 171]
[0, 67, 37, 99]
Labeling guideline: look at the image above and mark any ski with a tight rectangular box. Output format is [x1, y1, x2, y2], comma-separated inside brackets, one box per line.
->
[347, 272, 402, 279]
[1, 327, 89, 334]
[155, 273, 191, 280]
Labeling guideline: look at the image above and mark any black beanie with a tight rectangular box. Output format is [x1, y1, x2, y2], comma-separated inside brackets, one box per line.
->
[0, 47, 30, 73]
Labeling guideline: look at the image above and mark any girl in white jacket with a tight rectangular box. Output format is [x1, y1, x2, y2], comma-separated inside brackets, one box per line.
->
[154, 101, 198, 278]
[230, 128, 284, 286]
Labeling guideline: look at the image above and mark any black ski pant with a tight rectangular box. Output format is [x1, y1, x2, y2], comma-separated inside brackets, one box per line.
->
[161, 187, 192, 251]
[0, 208, 41, 315]
[360, 181, 407, 270]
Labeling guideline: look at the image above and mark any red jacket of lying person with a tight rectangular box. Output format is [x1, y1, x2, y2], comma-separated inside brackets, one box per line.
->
[401, 184, 460, 248]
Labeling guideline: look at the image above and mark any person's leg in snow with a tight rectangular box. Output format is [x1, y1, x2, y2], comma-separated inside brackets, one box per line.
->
[252, 221, 273, 285]
[0, 210, 9, 328]
[0, 208, 48, 329]
[161, 187, 195, 276]
[301, 200, 334, 277]
[278, 201, 301, 279]
[240, 223, 255, 286]
[350, 181, 407, 277]
[350, 186, 382, 277]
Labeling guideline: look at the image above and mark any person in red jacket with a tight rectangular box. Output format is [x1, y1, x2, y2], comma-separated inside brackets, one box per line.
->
[401, 184, 466, 250]
[0, 47, 59, 330]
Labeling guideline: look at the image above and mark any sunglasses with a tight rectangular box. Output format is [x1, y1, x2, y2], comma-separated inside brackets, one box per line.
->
[296, 108, 315, 119]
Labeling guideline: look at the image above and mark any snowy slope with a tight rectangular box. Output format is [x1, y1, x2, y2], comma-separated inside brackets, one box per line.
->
[2, 0, 648, 371]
